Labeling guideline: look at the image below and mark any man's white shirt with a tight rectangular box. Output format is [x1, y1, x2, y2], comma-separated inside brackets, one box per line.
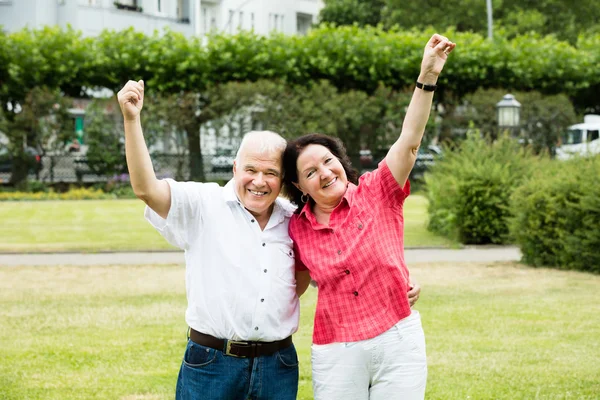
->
[145, 179, 299, 342]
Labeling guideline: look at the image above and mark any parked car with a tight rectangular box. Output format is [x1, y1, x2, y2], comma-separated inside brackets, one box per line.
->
[358, 145, 442, 176]
[556, 114, 600, 160]
[0, 146, 42, 174]
[210, 150, 235, 173]
[412, 145, 442, 179]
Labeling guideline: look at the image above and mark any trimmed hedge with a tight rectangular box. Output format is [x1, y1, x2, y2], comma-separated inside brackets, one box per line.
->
[425, 133, 536, 244]
[510, 155, 600, 273]
[2, 26, 598, 110]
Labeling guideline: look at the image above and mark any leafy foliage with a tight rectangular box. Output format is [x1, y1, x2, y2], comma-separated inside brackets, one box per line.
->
[2, 87, 74, 184]
[84, 99, 128, 177]
[2, 26, 598, 107]
[328, 0, 600, 44]
[510, 155, 600, 273]
[425, 133, 536, 244]
[319, 0, 385, 27]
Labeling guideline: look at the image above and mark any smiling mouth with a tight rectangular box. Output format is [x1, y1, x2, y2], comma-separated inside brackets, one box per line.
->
[248, 189, 268, 196]
[322, 177, 337, 189]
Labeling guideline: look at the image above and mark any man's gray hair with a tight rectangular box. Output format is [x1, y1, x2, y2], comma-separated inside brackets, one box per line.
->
[235, 131, 287, 161]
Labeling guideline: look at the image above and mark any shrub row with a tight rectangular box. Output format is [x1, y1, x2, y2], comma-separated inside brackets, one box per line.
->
[1, 26, 599, 110]
[0, 186, 134, 201]
[426, 134, 599, 272]
[510, 155, 600, 273]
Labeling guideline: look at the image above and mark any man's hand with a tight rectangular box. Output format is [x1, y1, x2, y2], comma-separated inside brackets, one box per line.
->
[117, 80, 145, 121]
[408, 280, 421, 307]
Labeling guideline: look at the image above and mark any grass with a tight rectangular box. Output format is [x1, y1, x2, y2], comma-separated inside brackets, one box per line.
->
[0, 195, 454, 253]
[0, 263, 598, 399]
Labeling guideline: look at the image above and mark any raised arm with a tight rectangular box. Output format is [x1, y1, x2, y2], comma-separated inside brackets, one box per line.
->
[386, 34, 455, 186]
[117, 80, 171, 218]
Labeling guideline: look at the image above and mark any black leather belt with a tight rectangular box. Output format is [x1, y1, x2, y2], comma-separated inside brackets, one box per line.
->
[189, 328, 293, 358]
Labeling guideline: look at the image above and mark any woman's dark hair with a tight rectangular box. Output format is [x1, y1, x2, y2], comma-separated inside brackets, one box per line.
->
[282, 133, 358, 213]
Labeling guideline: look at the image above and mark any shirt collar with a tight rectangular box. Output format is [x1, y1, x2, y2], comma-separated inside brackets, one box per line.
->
[298, 182, 355, 223]
[223, 178, 295, 224]
[223, 179, 239, 204]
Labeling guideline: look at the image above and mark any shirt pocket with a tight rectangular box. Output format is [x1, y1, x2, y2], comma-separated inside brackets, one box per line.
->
[274, 240, 296, 284]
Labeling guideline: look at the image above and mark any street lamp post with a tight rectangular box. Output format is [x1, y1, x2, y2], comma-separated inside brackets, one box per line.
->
[486, 0, 493, 39]
[496, 94, 521, 136]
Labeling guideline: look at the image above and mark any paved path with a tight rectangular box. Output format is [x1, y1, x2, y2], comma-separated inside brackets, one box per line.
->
[0, 247, 521, 266]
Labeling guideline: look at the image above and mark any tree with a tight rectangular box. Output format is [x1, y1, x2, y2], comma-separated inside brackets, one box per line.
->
[3, 87, 74, 185]
[84, 97, 163, 179]
[384, 0, 487, 32]
[319, 0, 385, 27]
[382, 0, 600, 43]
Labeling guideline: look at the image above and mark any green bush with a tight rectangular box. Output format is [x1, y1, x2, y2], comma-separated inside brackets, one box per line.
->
[425, 133, 535, 244]
[510, 155, 600, 273]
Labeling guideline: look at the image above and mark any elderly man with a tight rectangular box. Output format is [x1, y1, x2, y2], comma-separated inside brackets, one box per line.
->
[117, 79, 421, 400]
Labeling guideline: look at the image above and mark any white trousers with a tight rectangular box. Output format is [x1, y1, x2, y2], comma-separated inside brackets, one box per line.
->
[311, 310, 427, 400]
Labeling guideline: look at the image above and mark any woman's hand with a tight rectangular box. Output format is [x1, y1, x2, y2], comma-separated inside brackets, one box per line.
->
[419, 34, 456, 83]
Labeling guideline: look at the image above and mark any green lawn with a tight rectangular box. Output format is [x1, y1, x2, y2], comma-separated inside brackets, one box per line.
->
[1, 263, 598, 399]
[0, 195, 454, 252]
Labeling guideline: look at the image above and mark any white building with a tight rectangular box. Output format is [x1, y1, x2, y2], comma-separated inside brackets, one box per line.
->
[0, 0, 324, 37]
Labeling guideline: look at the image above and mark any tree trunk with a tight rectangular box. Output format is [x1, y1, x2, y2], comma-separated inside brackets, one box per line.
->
[9, 156, 29, 187]
[186, 124, 204, 182]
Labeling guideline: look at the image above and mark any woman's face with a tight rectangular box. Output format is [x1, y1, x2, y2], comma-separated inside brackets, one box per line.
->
[295, 144, 348, 208]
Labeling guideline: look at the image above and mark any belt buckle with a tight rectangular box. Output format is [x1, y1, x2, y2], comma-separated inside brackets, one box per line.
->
[225, 340, 249, 358]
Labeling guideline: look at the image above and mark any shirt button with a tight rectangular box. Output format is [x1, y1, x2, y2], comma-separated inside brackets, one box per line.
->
[353, 291, 359, 296]
[261, 298, 264, 302]
[358, 224, 363, 229]
[251, 219, 255, 223]
[262, 243, 266, 247]
[345, 269, 350, 275]
[255, 327, 259, 331]
[337, 250, 342, 255]
[264, 269, 267, 273]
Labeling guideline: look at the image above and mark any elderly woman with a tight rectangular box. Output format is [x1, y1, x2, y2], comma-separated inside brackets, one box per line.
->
[282, 34, 455, 400]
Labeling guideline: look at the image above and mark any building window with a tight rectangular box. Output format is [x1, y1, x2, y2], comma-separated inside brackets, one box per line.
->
[116, 0, 137, 7]
[177, 0, 190, 23]
[274, 14, 279, 31]
[280, 14, 284, 32]
[250, 12, 255, 29]
[157, 0, 161, 13]
[239, 11, 243, 29]
[114, 0, 142, 12]
[229, 9, 234, 33]
[297, 13, 313, 35]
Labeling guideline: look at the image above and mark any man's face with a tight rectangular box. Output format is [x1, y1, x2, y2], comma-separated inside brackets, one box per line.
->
[233, 147, 283, 219]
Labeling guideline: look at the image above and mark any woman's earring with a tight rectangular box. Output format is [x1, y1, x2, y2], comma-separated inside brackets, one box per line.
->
[301, 193, 309, 203]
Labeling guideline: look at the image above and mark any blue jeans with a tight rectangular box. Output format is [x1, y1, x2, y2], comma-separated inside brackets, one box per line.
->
[175, 338, 299, 400]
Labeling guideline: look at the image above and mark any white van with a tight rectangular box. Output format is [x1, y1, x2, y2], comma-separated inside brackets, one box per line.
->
[556, 114, 600, 160]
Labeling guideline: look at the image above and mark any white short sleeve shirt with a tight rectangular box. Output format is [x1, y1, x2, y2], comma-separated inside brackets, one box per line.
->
[145, 179, 299, 341]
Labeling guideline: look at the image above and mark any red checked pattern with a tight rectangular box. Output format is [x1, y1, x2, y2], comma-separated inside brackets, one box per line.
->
[291, 160, 412, 345]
